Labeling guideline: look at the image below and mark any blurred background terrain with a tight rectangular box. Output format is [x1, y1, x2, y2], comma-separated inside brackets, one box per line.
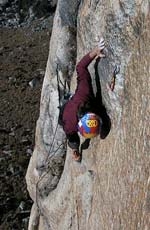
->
[0, 0, 56, 228]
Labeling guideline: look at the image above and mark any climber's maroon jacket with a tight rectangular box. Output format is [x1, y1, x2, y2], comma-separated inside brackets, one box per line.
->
[62, 53, 95, 135]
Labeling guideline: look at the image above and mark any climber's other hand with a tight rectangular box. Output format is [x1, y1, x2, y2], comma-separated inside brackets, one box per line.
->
[72, 149, 81, 162]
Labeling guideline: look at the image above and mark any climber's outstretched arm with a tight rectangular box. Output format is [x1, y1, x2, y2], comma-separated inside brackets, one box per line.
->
[73, 39, 106, 103]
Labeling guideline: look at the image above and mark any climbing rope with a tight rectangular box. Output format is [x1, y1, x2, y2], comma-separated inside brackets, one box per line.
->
[35, 122, 61, 212]
[109, 65, 120, 91]
[35, 64, 69, 213]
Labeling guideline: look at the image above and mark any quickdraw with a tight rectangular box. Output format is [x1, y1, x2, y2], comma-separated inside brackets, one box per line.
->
[109, 65, 120, 91]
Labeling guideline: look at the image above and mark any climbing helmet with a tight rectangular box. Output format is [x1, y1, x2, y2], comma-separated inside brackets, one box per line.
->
[78, 112, 101, 138]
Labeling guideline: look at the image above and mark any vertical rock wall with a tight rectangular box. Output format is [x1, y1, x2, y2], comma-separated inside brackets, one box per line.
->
[26, 0, 150, 229]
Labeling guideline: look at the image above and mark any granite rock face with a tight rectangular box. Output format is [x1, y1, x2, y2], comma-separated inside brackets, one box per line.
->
[26, 0, 150, 229]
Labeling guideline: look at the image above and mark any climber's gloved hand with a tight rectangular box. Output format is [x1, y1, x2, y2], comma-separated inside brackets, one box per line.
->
[98, 37, 105, 51]
[95, 37, 106, 59]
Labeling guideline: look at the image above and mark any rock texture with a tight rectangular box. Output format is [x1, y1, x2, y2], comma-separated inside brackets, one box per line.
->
[0, 0, 57, 28]
[26, 0, 150, 229]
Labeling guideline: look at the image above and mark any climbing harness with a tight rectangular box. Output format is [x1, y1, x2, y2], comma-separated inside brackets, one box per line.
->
[109, 65, 120, 91]
[56, 64, 72, 126]
[56, 63, 71, 104]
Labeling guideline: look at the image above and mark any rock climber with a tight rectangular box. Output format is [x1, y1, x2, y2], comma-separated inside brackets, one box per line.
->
[62, 38, 109, 161]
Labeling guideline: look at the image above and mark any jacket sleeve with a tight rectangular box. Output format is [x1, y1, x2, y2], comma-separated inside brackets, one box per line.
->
[73, 53, 95, 103]
[76, 53, 94, 79]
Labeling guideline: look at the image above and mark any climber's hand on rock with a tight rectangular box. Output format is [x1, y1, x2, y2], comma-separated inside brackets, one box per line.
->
[95, 37, 106, 59]
[95, 52, 106, 59]
[72, 149, 81, 162]
[95, 50, 106, 60]
[98, 37, 105, 51]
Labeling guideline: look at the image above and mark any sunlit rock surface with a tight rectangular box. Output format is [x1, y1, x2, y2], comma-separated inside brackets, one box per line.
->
[26, 0, 150, 229]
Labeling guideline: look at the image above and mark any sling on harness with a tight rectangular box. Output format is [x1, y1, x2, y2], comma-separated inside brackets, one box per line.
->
[58, 92, 72, 126]
[56, 64, 72, 126]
